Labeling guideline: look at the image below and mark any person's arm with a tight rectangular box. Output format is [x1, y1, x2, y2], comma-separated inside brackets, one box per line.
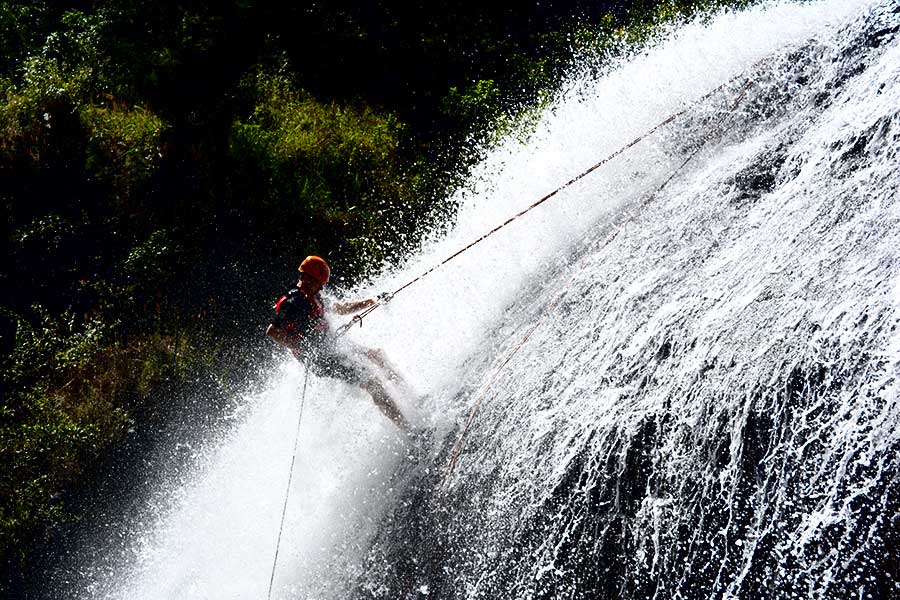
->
[266, 323, 303, 356]
[332, 297, 376, 315]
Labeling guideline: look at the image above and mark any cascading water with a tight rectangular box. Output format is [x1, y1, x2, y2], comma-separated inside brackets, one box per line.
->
[42, 0, 899, 598]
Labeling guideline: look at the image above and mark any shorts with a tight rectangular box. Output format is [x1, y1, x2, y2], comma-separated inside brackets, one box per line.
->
[305, 348, 369, 386]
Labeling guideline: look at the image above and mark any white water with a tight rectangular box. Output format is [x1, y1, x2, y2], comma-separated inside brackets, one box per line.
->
[48, 0, 899, 598]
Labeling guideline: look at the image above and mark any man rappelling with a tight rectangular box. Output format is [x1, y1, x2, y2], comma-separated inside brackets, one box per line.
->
[266, 255, 410, 430]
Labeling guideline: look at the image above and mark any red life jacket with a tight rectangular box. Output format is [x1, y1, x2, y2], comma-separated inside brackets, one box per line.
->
[272, 286, 329, 347]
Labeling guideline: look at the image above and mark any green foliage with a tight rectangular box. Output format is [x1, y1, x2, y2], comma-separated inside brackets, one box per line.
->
[579, 0, 760, 58]
[0, 308, 127, 558]
[122, 230, 180, 286]
[0, 9, 165, 194]
[0, 302, 216, 561]
[0, 57, 85, 166]
[233, 70, 404, 189]
[230, 69, 428, 276]
[442, 79, 502, 131]
[0, 391, 102, 557]
[80, 103, 166, 199]
[0, 2, 55, 78]
[40, 10, 108, 80]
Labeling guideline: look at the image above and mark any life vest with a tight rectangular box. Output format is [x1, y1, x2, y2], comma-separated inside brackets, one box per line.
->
[272, 286, 329, 350]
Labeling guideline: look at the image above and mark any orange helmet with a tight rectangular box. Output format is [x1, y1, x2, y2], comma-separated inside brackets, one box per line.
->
[298, 255, 330, 284]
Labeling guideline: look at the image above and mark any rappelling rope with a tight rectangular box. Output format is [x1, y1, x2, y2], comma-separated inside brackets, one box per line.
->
[267, 364, 311, 600]
[440, 77, 753, 489]
[372, 75, 750, 600]
[336, 71, 754, 337]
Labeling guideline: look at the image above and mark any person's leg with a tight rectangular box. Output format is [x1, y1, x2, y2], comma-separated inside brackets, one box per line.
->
[363, 347, 416, 393]
[364, 347, 390, 371]
[322, 348, 410, 430]
[360, 377, 410, 430]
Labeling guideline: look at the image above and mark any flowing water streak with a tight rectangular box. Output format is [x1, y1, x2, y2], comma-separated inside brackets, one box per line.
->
[49, 0, 895, 598]
[357, 0, 899, 598]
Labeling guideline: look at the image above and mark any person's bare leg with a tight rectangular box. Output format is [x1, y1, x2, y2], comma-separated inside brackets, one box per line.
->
[365, 348, 393, 375]
[361, 377, 410, 430]
[365, 348, 413, 391]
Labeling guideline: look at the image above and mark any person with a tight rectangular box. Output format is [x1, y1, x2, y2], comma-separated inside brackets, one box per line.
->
[266, 255, 410, 430]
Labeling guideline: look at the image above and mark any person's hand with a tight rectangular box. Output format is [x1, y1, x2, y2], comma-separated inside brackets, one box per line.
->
[377, 291, 394, 304]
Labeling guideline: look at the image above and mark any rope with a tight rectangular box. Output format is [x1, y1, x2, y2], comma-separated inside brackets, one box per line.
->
[439, 78, 753, 488]
[442, 295, 563, 484]
[336, 71, 753, 337]
[267, 365, 311, 600]
[341, 75, 753, 598]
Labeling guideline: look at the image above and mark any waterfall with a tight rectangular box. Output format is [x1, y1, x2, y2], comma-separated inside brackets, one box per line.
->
[44, 0, 899, 598]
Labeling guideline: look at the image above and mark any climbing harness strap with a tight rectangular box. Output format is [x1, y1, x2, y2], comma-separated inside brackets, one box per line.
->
[267, 365, 311, 600]
[440, 78, 754, 488]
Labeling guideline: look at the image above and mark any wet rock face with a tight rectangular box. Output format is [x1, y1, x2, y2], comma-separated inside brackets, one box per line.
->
[830, 111, 897, 179]
[358, 2, 900, 599]
[728, 144, 787, 206]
